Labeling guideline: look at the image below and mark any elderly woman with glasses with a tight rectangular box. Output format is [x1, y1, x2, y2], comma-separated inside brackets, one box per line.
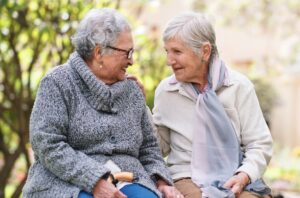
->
[22, 8, 183, 198]
[153, 12, 273, 198]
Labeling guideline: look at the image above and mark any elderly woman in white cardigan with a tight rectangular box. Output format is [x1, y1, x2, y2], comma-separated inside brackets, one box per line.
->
[153, 11, 273, 198]
[22, 8, 183, 198]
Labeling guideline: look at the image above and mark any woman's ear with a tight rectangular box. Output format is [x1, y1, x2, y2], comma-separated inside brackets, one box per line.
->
[93, 45, 103, 61]
[202, 43, 212, 62]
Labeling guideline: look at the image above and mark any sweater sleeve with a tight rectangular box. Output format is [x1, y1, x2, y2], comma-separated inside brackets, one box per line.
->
[30, 76, 110, 193]
[138, 105, 173, 185]
[235, 85, 273, 182]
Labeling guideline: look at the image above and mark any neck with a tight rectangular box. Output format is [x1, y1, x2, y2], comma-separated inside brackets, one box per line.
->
[193, 63, 209, 92]
[85, 59, 113, 85]
[193, 78, 208, 92]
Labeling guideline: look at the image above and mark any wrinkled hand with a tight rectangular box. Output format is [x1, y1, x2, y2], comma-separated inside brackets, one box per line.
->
[93, 179, 127, 198]
[126, 74, 146, 98]
[157, 180, 184, 198]
[223, 172, 250, 197]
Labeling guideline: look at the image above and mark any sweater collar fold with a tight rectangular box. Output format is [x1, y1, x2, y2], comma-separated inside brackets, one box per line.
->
[68, 52, 129, 113]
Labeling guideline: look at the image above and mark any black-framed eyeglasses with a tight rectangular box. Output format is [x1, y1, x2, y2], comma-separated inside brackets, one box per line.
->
[106, 46, 134, 59]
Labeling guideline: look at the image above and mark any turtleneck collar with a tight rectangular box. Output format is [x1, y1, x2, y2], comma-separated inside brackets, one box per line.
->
[68, 52, 129, 113]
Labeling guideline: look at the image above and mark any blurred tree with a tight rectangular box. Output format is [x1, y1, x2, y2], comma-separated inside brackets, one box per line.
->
[0, 1, 122, 197]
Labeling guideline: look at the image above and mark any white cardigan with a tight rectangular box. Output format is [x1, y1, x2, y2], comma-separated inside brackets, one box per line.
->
[152, 69, 273, 183]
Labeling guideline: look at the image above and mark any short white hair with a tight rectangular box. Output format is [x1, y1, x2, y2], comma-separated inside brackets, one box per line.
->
[71, 8, 131, 59]
[163, 12, 218, 60]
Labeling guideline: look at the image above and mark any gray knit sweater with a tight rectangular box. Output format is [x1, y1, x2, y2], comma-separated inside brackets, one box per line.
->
[22, 52, 172, 198]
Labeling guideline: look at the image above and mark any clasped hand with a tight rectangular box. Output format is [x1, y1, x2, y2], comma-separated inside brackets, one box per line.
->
[93, 179, 126, 198]
[157, 179, 184, 198]
[223, 172, 250, 197]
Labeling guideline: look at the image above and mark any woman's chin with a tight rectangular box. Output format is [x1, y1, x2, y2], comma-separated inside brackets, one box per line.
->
[117, 75, 126, 82]
[174, 74, 185, 82]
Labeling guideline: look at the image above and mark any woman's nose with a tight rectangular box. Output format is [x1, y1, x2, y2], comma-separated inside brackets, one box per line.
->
[127, 57, 133, 66]
[167, 56, 175, 66]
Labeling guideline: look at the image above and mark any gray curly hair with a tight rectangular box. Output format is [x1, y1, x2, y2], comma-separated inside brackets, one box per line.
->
[71, 8, 131, 59]
[163, 12, 218, 61]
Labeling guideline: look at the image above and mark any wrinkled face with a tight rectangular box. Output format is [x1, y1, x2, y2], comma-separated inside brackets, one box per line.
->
[100, 30, 134, 84]
[164, 37, 203, 83]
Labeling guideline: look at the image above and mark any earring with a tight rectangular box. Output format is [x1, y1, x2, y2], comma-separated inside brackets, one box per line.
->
[99, 61, 103, 69]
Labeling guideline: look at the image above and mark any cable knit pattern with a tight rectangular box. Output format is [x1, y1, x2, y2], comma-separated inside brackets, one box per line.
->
[22, 52, 172, 198]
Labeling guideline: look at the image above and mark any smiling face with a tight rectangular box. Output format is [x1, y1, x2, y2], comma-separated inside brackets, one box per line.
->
[164, 37, 205, 84]
[91, 30, 134, 85]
